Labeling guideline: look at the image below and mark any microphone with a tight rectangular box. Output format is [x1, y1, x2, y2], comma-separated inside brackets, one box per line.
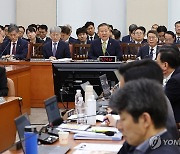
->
[105, 49, 111, 56]
[0, 41, 10, 58]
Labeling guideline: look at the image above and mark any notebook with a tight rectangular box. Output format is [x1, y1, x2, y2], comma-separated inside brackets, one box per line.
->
[14, 114, 70, 154]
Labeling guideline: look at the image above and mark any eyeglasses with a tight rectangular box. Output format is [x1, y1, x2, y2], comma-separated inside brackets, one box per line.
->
[148, 36, 157, 40]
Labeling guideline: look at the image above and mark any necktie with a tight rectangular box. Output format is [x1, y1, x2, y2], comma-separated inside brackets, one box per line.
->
[177, 37, 180, 43]
[12, 43, 16, 55]
[102, 41, 106, 55]
[52, 42, 57, 57]
[149, 48, 154, 59]
[90, 36, 93, 41]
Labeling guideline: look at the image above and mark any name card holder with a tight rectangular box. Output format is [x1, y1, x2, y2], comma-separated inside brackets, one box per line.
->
[99, 56, 117, 62]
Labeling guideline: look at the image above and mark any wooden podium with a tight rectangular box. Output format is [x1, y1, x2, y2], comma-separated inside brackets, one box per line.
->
[0, 97, 21, 153]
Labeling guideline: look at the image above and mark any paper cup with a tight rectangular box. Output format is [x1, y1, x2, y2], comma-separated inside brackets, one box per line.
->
[58, 131, 69, 145]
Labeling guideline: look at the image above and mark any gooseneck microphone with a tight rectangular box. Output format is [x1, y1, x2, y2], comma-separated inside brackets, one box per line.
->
[0, 41, 10, 58]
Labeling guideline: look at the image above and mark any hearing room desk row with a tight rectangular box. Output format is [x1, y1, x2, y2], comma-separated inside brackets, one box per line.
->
[2, 128, 123, 154]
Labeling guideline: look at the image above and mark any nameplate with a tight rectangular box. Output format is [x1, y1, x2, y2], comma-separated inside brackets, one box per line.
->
[99, 56, 116, 62]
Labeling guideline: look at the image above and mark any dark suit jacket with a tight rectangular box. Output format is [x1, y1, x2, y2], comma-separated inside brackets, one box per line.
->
[118, 131, 180, 154]
[165, 67, 180, 123]
[69, 37, 78, 44]
[76, 39, 91, 44]
[87, 33, 99, 41]
[122, 35, 134, 43]
[0, 67, 8, 97]
[88, 38, 123, 61]
[0, 38, 28, 60]
[42, 40, 71, 59]
[137, 45, 159, 59]
[27, 37, 43, 43]
[39, 37, 51, 44]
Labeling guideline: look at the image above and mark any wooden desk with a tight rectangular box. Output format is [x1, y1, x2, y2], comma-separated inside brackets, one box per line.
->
[0, 97, 21, 153]
[1, 60, 54, 108]
[3, 133, 123, 154]
[5, 65, 31, 114]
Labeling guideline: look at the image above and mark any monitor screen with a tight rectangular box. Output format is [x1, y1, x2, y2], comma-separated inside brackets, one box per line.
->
[44, 96, 63, 126]
[52, 62, 122, 102]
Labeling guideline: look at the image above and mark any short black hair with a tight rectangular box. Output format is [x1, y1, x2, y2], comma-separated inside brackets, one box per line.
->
[112, 29, 121, 40]
[8, 24, 19, 33]
[38, 24, 48, 31]
[18, 26, 25, 32]
[0, 25, 4, 30]
[110, 79, 167, 129]
[157, 26, 167, 33]
[26, 27, 36, 34]
[175, 21, 180, 26]
[28, 24, 37, 31]
[118, 59, 163, 84]
[84, 21, 95, 29]
[61, 26, 71, 35]
[158, 44, 180, 69]
[76, 27, 87, 36]
[165, 31, 176, 39]
[135, 26, 146, 34]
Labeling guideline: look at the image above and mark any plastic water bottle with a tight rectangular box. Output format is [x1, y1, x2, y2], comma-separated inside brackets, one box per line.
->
[75, 89, 82, 106]
[24, 126, 38, 154]
[86, 95, 96, 125]
[76, 97, 86, 124]
[85, 85, 93, 106]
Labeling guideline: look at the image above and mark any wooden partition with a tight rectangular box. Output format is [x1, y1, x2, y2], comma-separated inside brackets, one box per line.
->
[6, 65, 31, 113]
[1, 61, 54, 108]
[0, 97, 21, 153]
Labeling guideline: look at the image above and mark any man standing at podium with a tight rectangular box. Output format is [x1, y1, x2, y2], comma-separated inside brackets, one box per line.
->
[88, 23, 122, 61]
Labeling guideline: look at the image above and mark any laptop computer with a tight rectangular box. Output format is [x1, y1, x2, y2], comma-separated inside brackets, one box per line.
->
[14, 114, 70, 154]
[44, 96, 64, 136]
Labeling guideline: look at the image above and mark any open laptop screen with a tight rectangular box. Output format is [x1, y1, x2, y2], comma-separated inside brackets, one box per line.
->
[44, 96, 63, 126]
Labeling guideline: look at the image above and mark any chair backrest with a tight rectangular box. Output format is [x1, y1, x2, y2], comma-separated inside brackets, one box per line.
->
[72, 44, 91, 60]
[120, 43, 144, 61]
[7, 78, 15, 96]
[26, 42, 44, 60]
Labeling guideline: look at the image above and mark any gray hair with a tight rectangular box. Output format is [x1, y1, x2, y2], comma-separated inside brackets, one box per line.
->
[50, 26, 61, 34]
[8, 24, 19, 33]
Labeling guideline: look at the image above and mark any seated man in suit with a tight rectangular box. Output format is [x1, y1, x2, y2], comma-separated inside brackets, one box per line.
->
[164, 31, 176, 45]
[26, 27, 43, 44]
[122, 24, 137, 43]
[137, 30, 159, 60]
[61, 26, 77, 44]
[112, 29, 121, 43]
[174, 21, 180, 44]
[88, 23, 122, 61]
[157, 25, 167, 44]
[76, 27, 91, 44]
[106, 59, 179, 140]
[0, 66, 8, 97]
[18, 26, 26, 40]
[110, 79, 180, 154]
[42, 26, 71, 60]
[84, 21, 99, 41]
[38, 24, 51, 43]
[0, 24, 28, 60]
[156, 44, 180, 124]
[133, 26, 147, 44]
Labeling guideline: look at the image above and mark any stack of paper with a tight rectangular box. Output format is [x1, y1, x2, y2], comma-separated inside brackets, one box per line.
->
[73, 143, 123, 154]
[74, 131, 122, 140]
